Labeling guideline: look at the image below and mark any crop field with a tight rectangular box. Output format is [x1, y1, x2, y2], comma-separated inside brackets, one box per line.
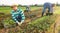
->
[0, 6, 60, 33]
[0, 6, 40, 14]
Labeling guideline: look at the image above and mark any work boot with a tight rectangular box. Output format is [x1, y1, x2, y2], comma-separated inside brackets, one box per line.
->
[46, 13, 49, 16]
[46, 13, 53, 16]
[49, 13, 53, 15]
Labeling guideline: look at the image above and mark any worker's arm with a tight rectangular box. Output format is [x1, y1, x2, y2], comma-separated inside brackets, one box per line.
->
[11, 11, 19, 23]
[19, 9, 25, 23]
[12, 14, 19, 23]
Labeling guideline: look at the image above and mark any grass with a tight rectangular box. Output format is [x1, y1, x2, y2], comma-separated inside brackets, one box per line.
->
[54, 6, 60, 14]
[0, 6, 60, 14]
[0, 6, 40, 14]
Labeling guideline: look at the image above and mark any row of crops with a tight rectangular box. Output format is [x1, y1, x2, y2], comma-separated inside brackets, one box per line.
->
[0, 15, 57, 33]
[19, 15, 56, 33]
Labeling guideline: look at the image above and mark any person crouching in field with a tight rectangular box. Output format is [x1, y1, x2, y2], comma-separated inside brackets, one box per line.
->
[24, 6, 30, 12]
[26, 6, 30, 12]
[11, 4, 25, 26]
[42, 2, 55, 16]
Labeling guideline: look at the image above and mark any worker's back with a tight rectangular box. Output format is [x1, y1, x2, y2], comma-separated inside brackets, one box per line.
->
[42, 2, 54, 16]
[44, 2, 52, 8]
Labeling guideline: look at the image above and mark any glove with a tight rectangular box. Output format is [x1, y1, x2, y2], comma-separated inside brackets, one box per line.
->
[17, 22, 22, 26]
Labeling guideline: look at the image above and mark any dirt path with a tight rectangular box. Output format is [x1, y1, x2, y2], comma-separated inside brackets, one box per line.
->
[52, 6, 60, 33]
[54, 15, 60, 33]
[46, 15, 60, 33]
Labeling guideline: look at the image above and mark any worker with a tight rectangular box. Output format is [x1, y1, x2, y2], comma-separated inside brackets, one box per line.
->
[11, 4, 25, 26]
[25, 5, 30, 12]
[42, 2, 55, 16]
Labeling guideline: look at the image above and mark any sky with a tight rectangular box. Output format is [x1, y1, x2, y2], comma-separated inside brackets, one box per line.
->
[0, 0, 60, 5]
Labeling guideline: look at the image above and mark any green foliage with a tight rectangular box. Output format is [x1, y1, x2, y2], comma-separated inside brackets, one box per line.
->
[0, 6, 40, 14]
[3, 18, 15, 28]
[0, 15, 56, 33]
[24, 16, 56, 32]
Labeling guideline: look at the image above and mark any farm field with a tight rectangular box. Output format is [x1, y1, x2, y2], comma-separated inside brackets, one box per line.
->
[0, 6, 60, 33]
[0, 6, 40, 14]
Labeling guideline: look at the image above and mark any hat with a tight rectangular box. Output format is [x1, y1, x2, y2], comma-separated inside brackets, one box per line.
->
[11, 4, 18, 8]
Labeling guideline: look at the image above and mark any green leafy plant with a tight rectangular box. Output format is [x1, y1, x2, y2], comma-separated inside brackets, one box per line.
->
[22, 16, 56, 33]
[3, 18, 15, 28]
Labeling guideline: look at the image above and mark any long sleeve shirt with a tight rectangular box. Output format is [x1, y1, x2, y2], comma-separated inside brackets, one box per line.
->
[11, 9, 25, 23]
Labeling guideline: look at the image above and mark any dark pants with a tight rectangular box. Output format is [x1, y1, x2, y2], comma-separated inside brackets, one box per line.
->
[15, 16, 22, 26]
[16, 16, 22, 22]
